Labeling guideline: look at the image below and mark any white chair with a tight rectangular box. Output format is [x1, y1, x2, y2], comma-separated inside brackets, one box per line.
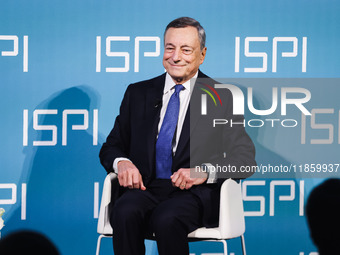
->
[96, 173, 247, 255]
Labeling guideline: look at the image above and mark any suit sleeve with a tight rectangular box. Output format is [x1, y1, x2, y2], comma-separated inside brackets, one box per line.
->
[218, 114, 256, 179]
[215, 90, 256, 179]
[191, 81, 256, 180]
[99, 86, 132, 173]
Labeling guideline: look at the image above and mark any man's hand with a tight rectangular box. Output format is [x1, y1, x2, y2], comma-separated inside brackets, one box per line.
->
[117, 160, 146, 190]
[171, 168, 208, 190]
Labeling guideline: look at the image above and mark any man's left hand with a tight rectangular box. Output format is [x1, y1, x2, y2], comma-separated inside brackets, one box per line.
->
[171, 168, 208, 190]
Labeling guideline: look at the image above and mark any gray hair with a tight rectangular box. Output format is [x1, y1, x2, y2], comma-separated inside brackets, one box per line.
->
[164, 17, 206, 50]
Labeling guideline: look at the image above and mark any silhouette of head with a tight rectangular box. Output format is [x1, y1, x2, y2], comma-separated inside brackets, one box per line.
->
[306, 178, 340, 254]
[0, 230, 59, 255]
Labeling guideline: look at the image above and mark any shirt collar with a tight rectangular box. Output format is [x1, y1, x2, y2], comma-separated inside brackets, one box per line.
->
[164, 71, 198, 94]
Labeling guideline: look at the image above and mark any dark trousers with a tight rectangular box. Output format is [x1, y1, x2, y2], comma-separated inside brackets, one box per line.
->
[110, 179, 203, 255]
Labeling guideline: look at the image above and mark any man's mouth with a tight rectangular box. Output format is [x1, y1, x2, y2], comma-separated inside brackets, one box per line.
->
[170, 63, 185, 68]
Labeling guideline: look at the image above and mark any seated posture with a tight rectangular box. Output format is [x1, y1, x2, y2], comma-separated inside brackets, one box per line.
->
[99, 17, 256, 255]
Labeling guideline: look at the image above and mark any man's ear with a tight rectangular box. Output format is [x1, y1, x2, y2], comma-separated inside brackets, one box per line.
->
[200, 47, 207, 64]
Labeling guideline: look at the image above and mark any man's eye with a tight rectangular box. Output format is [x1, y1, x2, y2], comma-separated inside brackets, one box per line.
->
[183, 49, 192, 54]
[166, 47, 174, 51]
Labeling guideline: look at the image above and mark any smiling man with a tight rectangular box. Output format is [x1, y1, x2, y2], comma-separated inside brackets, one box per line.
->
[163, 25, 206, 84]
[99, 17, 256, 255]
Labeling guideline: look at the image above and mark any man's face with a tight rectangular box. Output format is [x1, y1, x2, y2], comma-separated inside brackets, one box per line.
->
[163, 26, 206, 84]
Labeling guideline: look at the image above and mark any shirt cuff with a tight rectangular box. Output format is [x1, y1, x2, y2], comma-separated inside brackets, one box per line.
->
[202, 163, 217, 184]
[113, 157, 132, 173]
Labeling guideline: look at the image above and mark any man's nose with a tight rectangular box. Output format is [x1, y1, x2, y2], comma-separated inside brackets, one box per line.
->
[171, 49, 181, 62]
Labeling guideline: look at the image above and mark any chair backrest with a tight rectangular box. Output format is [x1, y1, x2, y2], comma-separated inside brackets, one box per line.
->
[218, 179, 245, 238]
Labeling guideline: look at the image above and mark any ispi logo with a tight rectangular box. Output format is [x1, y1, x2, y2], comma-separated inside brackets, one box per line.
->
[200, 83, 312, 116]
[199, 83, 222, 115]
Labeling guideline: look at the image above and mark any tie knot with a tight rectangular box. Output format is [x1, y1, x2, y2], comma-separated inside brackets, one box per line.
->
[174, 84, 184, 94]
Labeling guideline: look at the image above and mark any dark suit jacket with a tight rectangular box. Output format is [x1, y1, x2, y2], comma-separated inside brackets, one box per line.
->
[99, 71, 256, 227]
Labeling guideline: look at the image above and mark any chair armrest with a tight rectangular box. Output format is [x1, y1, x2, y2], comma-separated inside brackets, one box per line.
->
[97, 173, 117, 235]
[218, 178, 245, 238]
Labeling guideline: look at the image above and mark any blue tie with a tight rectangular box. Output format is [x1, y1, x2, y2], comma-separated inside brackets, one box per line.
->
[155, 84, 184, 179]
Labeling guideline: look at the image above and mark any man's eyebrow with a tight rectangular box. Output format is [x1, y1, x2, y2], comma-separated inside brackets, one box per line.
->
[165, 43, 175, 47]
[164, 43, 194, 49]
[180, 45, 193, 49]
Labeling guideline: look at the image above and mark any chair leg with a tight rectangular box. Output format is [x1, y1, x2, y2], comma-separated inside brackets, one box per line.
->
[96, 234, 104, 255]
[221, 239, 228, 255]
[240, 234, 246, 255]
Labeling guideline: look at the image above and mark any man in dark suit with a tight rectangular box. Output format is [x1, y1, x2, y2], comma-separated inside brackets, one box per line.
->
[99, 17, 256, 255]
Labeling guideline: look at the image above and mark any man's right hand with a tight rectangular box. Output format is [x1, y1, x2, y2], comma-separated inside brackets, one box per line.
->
[117, 160, 146, 190]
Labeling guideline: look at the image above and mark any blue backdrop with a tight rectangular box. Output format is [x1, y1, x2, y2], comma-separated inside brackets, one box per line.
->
[1, 0, 339, 254]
